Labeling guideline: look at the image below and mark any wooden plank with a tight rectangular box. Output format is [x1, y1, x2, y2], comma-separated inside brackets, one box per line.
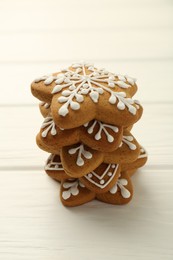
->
[0, 60, 173, 104]
[0, 0, 172, 32]
[0, 29, 172, 62]
[0, 168, 173, 259]
[0, 104, 173, 169]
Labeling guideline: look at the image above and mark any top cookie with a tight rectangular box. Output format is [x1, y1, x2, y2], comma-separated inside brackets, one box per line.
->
[31, 62, 142, 129]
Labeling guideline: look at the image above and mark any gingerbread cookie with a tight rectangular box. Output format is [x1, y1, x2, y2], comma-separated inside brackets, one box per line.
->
[60, 130, 140, 178]
[31, 62, 143, 129]
[37, 116, 123, 153]
[44, 154, 138, 206]
[60, 172, 133, 207]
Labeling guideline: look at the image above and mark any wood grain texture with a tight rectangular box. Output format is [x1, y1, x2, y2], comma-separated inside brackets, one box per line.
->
[0, 169, 173, 260]
[0, 0, 172, 63]
[0, 30, 172, 62]
[0, 0, 172, 32]
[0, 0, 173, 259]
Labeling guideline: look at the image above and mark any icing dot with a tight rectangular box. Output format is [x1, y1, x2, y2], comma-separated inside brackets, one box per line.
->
[88, 173, 93, 178]
[112, 164, 115, 168]
[100, 180, 105, 184]
[108, 172, 112, 177]
[83, 83, 89, 88]
[108, 82, 115, 88]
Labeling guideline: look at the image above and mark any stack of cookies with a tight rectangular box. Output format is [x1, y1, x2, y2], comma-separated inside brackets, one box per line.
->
[31, 62, 147, 207]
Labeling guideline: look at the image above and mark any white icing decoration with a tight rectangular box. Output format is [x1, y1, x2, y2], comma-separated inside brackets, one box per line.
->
[68, 144, 92, 166]
[40, 101, 50, 109]
[41, 116, 57, 137]
[35, 62, 138, 116]
[138, 147, 148, 159]
[120, 135, 137, 150]
[44, 154, 64, 171]
[62, 179, 85, 200]
[124, 75, 136, 85]
[134, 99, 140, 109]
[109, 175, 131, 198]
[34, 75, 57, 85]
[88, 173, 93, 178]
[84, 164, 119, 189]
[84, 120, 119, 143]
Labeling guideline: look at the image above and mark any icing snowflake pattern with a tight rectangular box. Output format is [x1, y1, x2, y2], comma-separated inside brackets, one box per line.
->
[120, 135, 137, 150]
[41, 116, 57, 137]
[109, 175, 131, 198]
[84, 120, 119, 143]
[62, 179, 85, 200]
[68, 144, 93, 166]
[35, 62, 138, 117]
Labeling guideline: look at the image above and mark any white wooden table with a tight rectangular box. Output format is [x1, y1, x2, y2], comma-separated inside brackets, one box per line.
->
[0, 0, 173, 259]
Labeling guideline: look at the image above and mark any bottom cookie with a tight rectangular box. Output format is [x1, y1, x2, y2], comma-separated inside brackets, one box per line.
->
[60, 171, 133, 207]
[43, 150, 147, 207]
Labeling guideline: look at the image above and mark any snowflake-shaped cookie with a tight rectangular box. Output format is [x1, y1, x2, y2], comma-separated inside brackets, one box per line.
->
[59, 172, 133, 206]
[60, 130, 140, 177]
[37, 116, 123, 153]
[32, 62, 142, 129]
[50, 63, 137, 117]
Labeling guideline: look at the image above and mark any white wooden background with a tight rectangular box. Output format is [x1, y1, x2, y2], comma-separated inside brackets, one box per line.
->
[0, 0, 173, 259]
